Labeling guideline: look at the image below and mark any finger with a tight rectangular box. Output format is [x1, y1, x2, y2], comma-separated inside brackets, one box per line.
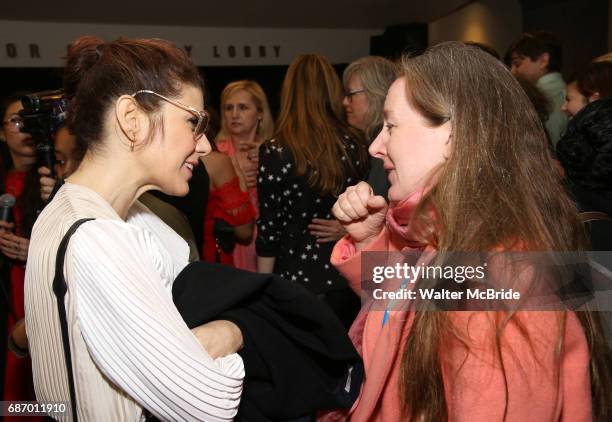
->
[367, 195, 388, 211]
[0, 221, 15, 230]
[343, 189, 368, 219]
[308, 226, 328, 233]
[38, 166, 51, 176]
[310, 218, 337, 227]
[2, 249, 18, 259]
[332, 201, 352, 223]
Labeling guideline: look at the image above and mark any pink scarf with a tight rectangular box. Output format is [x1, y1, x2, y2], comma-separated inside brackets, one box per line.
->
[318, 188, 431, 422]
[385, 187, 432, 249]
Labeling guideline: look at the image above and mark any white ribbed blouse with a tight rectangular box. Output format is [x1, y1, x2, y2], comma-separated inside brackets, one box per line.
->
[25, 183, 244, 421]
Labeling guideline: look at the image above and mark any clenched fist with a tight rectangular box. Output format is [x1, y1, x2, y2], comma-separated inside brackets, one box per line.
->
[332, 182, 387, 249]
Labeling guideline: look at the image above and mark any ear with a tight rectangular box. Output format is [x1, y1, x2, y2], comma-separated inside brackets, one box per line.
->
[537, 53, 550, 71]
[114, 95, 150, 147]
[588, 92, 600, 102]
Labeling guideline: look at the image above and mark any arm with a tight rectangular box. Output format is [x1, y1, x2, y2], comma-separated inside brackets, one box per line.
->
[257, 256, 276, 274]
[255, 141, 286, 272]
[71, 221, 243, 421]
[203, 154, 255, 243]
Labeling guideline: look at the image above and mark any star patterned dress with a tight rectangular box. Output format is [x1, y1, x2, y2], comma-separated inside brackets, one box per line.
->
[256, 135, 369, 325]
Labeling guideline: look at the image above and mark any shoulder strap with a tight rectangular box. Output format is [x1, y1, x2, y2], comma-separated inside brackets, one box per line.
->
[52, 218, 95, 422]
[580, 211, 612, 224]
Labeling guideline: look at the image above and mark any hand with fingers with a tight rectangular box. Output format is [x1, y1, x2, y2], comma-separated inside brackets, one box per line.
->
[308, 218, 347, 243]
[238, 138, 261, 153]
[0, 223, 29, 262]
[39, 166, 57, 202]
[191, 320, 244, 359]
[332, 181, 388, 250]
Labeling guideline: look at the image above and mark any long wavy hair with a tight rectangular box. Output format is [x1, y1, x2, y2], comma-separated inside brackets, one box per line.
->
[397, 42, 611, 421]
[274, 54, 367, 196]
[216, 80, 274, 142]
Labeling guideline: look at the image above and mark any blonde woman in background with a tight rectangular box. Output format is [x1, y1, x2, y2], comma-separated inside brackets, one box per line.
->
[216, 80, 273, 271]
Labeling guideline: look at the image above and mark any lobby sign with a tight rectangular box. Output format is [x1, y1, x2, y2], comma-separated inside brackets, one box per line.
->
[0, 20, 381, 67]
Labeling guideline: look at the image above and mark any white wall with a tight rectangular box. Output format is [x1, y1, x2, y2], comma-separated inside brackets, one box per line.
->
[0, 20, 381, 67]
[429, 0, 522, 57]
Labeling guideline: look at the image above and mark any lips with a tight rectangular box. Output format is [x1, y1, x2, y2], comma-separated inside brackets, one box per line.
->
[184, 161, 196, 172]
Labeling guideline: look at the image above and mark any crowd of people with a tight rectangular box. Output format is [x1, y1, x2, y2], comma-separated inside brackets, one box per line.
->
[0, 29, 610, 421]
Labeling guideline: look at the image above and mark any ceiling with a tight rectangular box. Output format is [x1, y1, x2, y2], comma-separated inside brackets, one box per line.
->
[1, 0, 472, 28]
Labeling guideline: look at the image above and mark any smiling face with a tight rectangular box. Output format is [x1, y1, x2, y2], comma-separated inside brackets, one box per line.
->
[1, 100, 36, 168]
[561, 81, 588, 119]
[342, 74, 369, 131]
[223, 89, 262, 139]
[369, 77, 452, 202]
[145, 84, 211, 196]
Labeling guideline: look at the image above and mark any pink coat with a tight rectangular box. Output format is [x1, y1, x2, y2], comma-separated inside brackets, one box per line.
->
[329, 228, 592, 422]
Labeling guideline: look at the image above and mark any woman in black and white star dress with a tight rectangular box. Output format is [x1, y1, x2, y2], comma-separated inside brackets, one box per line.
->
[256, 54, 369, 328]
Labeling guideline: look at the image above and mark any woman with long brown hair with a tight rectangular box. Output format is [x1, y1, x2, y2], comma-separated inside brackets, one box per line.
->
[328, 42, 611, 421]
[256, 54, 369, 327]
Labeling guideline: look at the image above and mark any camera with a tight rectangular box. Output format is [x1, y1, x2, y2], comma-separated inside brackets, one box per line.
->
[19, 89, 69, 178]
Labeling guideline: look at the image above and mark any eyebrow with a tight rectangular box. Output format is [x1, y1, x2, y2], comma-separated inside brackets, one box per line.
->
[383, 109, 394, 120]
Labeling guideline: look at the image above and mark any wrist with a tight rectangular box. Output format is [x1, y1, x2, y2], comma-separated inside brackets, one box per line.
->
[354, 229, 383, 251]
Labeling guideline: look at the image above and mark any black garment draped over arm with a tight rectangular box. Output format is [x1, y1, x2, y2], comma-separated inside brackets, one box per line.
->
[172, 262, 363, 422]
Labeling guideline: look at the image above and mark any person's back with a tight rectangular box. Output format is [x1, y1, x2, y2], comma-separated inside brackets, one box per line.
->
[26, 183, 187, 420]
[256, 54, 369, 327]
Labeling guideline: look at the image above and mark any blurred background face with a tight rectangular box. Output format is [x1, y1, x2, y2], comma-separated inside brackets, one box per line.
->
[54, 126, 79, 178]
[342, 74, 369, 131]
[510, 52, 544, 82]
[223, 89, 262, 138]
[562, 81, 588, 119]
[1, 100, 36, 165]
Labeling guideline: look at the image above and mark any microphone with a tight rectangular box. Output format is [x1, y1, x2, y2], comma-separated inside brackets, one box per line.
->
[0, 193, 16, 223]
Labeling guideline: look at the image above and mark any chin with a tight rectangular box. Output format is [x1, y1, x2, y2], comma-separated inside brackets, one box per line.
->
[162, 183, 190, 197]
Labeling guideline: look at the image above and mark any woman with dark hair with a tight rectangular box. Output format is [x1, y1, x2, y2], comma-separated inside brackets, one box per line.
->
[562, 61, 612, 119]
[256, 54, 369, 327]
[0, 92, 44, 416]
[25, 37, 244, 421]
[325, 42, 610, 421]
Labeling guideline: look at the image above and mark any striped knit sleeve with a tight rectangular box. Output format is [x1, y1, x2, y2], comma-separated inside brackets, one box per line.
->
[70, 220, 243, 421]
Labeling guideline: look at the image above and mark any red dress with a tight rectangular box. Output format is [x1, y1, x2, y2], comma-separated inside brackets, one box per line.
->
[216, 138, 259, 271]
[3, 170, 41, 421]
[202, 177, 256, 266]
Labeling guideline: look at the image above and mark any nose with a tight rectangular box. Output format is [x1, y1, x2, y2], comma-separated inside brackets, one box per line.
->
[196, 132, 212, 156]
[561, 100, 568, 113]
[369, 128, 387, 159]
[231, 107, 239, 118]
[510, 65, 518, 76]
[342, 95, 350, 108]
